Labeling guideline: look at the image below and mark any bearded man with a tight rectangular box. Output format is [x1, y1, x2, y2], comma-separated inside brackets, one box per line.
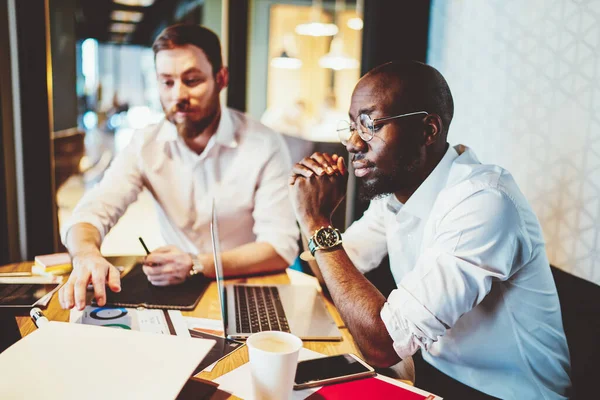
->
[288, 60, 571, 399]
[59, 24, 298, 311]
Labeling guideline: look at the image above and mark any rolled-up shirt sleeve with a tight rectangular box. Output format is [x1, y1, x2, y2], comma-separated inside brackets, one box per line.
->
[251, 135, 299, 265]
[60, 135, 145, 245]
[380, 189, 531, 359]
[343, 198, 389, 274]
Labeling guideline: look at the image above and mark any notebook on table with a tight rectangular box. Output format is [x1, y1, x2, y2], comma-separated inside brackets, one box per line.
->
[305, 376, 440, 399]
[100, 262, 210, 310]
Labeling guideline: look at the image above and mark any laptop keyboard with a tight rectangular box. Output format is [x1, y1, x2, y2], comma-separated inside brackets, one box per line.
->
[234, 286, 290, 334]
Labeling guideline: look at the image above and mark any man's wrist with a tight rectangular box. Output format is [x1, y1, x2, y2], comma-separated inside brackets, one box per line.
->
[302, 217, 332, 237]
[188, 253, 205, 277]
[71, 248, 102, 260]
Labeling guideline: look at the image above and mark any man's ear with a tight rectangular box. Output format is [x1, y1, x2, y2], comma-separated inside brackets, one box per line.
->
[215, 66, 229, 92]
[424, 114, 442, 146]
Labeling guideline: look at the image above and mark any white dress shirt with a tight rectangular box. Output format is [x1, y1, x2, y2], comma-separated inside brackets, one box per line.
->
[343, 145, 571, 399]
[61, 107, 299, 265]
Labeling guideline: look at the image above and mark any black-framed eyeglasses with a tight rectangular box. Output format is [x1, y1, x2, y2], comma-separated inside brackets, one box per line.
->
[337, 111, 429, 145]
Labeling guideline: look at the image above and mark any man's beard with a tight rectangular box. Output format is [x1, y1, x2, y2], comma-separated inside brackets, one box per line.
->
[357, 156, 422, 202]
[165, 99, 219, 140]
[172, 110, 218, 139]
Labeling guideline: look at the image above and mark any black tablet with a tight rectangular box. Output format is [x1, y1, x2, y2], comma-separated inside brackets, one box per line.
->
[0, 283, 60, 307]
[101, 263, 210, 310]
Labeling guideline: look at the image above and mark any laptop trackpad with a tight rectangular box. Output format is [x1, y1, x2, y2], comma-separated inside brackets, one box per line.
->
[279, 287, 342, 340]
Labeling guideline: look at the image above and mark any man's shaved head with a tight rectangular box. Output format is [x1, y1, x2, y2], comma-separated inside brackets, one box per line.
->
[347, 60, 455, 202]
[359, 60, 454, 136]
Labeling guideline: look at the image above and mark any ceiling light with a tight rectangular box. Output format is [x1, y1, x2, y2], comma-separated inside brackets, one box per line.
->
[295, 22, 338, 37]
[319, 37, 359, 71]
[295, 0, 338, 37]
[113, 0, 155, 6]
[347, 0, 363, 31]
[110, 23, 136, 33]
[111, 10, 144, 23]
[271, 51, 302, 69]
[347, 17, 363, 30]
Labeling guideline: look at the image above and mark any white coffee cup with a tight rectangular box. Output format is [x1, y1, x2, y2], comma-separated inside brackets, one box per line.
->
[247, 331, 303, 400]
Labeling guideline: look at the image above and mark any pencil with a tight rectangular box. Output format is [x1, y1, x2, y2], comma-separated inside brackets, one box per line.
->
[138, 237, 150, 255]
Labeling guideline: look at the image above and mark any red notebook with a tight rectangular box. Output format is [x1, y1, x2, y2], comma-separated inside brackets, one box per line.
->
[305, 377, 436, 400]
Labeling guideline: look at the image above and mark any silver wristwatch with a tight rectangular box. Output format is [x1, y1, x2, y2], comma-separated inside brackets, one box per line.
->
[188, 253, 205, 276]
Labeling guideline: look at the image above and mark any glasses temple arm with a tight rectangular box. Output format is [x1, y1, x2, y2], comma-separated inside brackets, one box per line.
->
[373, 111, 429, 124]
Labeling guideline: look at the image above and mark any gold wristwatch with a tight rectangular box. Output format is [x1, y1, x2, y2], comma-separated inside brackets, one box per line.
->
[307, 226, 343, 256]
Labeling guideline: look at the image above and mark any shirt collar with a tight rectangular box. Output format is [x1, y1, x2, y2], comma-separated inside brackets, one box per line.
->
[155, 106, 238, 149]
[388, 144, 459, 219]
[212, 106, 238, 149]
[156, 119, 177, 143]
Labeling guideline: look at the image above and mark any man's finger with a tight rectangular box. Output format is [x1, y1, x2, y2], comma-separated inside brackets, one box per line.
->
[147, 274, 181, 286]
[292, 164, 315, 178]
[58, 285, 65, 308]
[74, 272, 91, 310]
[142, 263, 174, 276]
[337, 157, 347, 175]
[311, 153, 335, 175]
[148, 279, 172, 287]
[107, 265, 121, 292]
[62, 281, 75, 309]
[300, 157, 327, 176]
[144, 253, 170, 265]
[321, 153, 338, 173]
[58, 284, 67, 309]
[91, 268, 107, 307]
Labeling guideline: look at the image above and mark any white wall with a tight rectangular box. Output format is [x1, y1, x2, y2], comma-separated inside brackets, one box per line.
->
[428, 0, 600, 285]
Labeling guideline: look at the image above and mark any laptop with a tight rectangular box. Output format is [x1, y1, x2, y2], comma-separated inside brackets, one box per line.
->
[210, 202, 342, 341]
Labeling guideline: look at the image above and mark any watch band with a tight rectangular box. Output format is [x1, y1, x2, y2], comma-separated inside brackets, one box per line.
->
[308, 236, 319, 256]
[188, 253, 205, 276]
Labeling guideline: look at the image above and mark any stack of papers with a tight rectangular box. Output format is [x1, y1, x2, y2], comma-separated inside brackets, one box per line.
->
[32, 253, 72, 276]
[0, 322, 216, 399]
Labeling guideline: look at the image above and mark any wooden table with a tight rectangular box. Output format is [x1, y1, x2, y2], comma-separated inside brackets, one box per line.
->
[1, 259, 380, 398]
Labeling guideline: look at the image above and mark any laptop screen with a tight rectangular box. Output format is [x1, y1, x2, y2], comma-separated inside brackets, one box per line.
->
[210, 200, 227, 334]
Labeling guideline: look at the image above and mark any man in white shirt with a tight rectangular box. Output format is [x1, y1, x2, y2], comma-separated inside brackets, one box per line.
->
[289, 61, 571, 399]
[59, 25, 299, 311]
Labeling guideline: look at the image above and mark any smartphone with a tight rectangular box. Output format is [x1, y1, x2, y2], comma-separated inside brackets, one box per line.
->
[293, 353, 376, 390]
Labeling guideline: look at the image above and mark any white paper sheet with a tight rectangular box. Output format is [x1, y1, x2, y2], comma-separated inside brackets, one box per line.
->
[0, 321, 215, 400]
[185, 316, 224, 336]
[375, 374, 443, 399]
[70, 306, 189, 336]
[214, 347, 326, 399]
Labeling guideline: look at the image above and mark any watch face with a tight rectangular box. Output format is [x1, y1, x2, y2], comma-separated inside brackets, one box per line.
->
[315, 227, 340, 248]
